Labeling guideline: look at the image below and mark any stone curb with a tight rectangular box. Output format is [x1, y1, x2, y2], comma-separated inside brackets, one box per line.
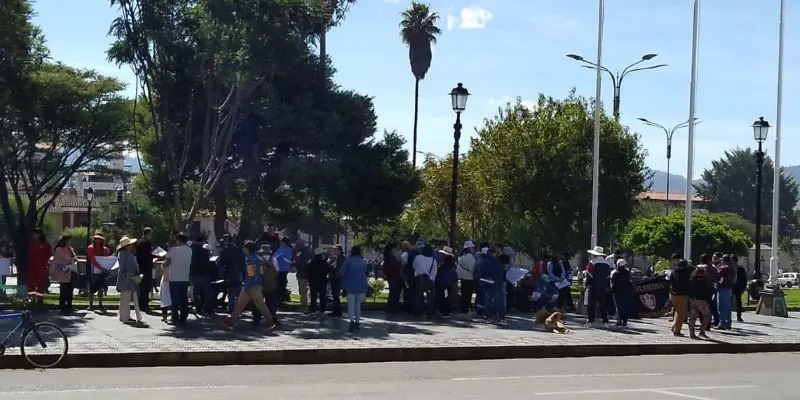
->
[3, 341, 800, 369]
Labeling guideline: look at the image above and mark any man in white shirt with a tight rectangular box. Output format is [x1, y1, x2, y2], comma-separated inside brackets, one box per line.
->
[457, 241, 477, 313]
[412, 242, 437, 317]
[165, 233, 192, 324]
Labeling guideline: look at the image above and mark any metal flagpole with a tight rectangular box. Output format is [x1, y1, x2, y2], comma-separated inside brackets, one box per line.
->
[590, 0, 604, 248]
[769, 0, 785, 287]
[684, 0, 700, 260]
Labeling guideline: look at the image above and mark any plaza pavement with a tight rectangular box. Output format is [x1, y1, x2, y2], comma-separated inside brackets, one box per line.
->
[1, 303, 800, 369]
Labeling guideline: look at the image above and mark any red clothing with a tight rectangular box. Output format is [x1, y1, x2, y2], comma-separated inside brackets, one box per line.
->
[27, 240, 52, 293]
[87, 243, 110, 274]
[383, 255, 403, 282]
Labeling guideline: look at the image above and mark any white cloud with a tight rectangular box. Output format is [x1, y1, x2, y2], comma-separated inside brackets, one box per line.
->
[489, 96, 537, 111]
[446, 6, 492, 31]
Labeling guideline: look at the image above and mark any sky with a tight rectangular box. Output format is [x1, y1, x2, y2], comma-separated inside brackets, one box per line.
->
[30, 0, 800, 179]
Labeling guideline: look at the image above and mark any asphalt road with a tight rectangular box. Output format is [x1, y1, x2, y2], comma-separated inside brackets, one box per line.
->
[0, 353, 797, 399]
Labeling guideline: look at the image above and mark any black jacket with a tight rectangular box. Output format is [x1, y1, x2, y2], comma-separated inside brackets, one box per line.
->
[134, 237, 154, 272]
[669, 267, 692, 296]
[308, 254, 330, 282]
[610, 267, 633, 294]
[218, 245, 245, 282]
[189, 242, 212, 277]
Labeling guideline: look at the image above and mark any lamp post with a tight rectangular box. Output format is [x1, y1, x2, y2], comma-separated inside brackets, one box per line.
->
[637, 118, 698, 214]
[448, 83, 469, 248]
[566, 53, 667, 121]
[84, 187, 94, 309]
[752, 117, 770, 281]
[683, 0, 700, 261]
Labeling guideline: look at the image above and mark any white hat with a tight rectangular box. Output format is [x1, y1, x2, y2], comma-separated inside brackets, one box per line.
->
[616, 258, 627, 267]
[116, 236, 138, 251]
[480, 247, 489, 255]
[438, 246, 454, 257]
[587, 246, 606, 256]
[462, 240, 476, 249]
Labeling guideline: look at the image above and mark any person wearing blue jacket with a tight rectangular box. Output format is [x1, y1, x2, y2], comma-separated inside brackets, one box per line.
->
[222, 241, 276, 331]
[341, 246, 368, 333]
[482, 244, 507, 325]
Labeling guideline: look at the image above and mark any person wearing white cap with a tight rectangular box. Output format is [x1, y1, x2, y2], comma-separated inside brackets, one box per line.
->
[584, 246, 612, 329]
[116, 236, 143, 325]
[610, 258, 633, 327]
[457, 241, 477, 313]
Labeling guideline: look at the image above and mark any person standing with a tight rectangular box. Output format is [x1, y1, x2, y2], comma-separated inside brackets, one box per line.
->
[382, 243, 404, 315]
[189, 233, 213, 314]
[610, 258, 633, 327]
[695, 254, 718, 330]
[688, 265, 712, 339]
[166, 233, 192, 324]
[117, 236, 143, 325]
[548, 253, 572, 312]
[732, 255, 747, 323]
[434, 247, 458, 317]
[272, 237, 293, 302]
[456, 241, 477, 314]
[217, 234, 244, 313]
[135, 227, 155, 312]
[327, 244, 345, 317]
[668, 259, 692, 336]
[341, 246, 368, 333]
[52, 235, 77, 314]
[412, 242, 438, 318]
[716, 254, 735, 330]
[27, 228, 52, 297]
[293, 239, 314, 313]
[86, 233, 111, 311]
[481, 244, 506, 325]
[307, 248, 330, 314]
[222, 240, 277, 330]
[585, 246, 612, 329]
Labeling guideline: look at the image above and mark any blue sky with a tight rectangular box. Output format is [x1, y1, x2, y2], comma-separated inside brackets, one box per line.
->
[31, 0, 799, 179]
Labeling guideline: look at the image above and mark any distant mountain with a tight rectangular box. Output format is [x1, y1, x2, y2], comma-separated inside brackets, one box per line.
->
[646, 164, 800, 193]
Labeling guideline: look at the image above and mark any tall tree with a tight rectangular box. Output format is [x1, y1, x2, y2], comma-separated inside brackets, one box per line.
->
[0, 1, 133, 282]
[400, 1, 441, 168]
[694, 147, 800, 236]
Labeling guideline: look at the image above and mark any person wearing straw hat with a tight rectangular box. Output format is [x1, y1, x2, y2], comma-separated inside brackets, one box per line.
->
[457, 241, 477, 314]
[584, 246, 611, 329]
[116, 236, 143, 325]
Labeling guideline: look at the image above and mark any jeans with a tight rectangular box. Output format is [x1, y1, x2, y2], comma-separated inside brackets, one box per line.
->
[190, 275, 213, 313]
[459, 279, 475, 313]
[347, 293, 364, 323]
[414, 276, 435, 317]
[169, 281, 190, 322]
[613, 292, 631, 324]
[329, 279, 342, 316]
[485, 283, 506, 321]
[58, 282, 74, 310]
[387, 277, 403, 313]
[226, 281, 241, 313]
[717, 287, 733, 327]
[309, 279, 327, 312]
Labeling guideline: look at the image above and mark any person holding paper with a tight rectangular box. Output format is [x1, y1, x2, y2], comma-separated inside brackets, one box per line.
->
[548, 253, 573, 311]
[52, 235, 77, 314]
[135, 227, 155, 311]
[87, 233, 111, 311]
[482, 245, 507, 325]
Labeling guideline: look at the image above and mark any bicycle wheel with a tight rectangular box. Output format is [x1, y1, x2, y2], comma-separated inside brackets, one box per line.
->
[20, 322, 69, 369]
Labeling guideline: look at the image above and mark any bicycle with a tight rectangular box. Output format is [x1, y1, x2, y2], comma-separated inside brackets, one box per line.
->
[0, 292, 69, 368]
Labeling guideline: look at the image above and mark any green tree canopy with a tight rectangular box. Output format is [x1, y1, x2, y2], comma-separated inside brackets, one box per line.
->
[621, 212, 752, 261]
[694, 147, 800, 236]
[404, 93, 647, 255]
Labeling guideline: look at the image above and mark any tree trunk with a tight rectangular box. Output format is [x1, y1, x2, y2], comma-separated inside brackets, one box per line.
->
[412, 78, 420, 168]
[213, 183, 227, 238]
[236, 177, 259, 243]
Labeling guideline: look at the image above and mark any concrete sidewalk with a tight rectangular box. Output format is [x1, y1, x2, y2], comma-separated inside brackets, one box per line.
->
[2, 307, 800, 369]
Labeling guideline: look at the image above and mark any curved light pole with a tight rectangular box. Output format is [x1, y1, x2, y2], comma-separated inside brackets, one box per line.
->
[637, 118, 700, 214]
[567, 53, 667, 121]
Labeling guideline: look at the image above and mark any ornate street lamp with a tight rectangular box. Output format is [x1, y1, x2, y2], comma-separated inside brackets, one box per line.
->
[448, 83, 469, 248]
[752, 116, 770, 281]
[84, 187, 94, 309]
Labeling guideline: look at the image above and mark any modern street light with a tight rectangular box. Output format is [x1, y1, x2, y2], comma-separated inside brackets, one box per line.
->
[566, 53, 667, 121]
[770, 0, 786, 290]
[84, 187, 94, 310]
[684, 0, 701, 261]
[637, 118, 699, 214]
[752, 117, 770, 282]
[448, 83, 469, 248]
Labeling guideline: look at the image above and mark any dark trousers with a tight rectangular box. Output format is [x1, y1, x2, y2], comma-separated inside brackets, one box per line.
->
[190, 275, 213, 313]
[557, 286, 573, 310]
[329, 279, 342, 316]
[613, 292, 631, 324]
[734, 289, 744, 319]
[169, 281, 190, 322]
[414, 276, 435, 317]
[710, 291, 719, 324]
[138, 268, 153, 310]
[309, 279, 328, 312]
[505, 281, 515, 311]
[586, 288, 609, 323]
[403, 276, 416, 314]
[58, 282, 74, 310]
[254, 290, 279, 324]
[435, 284, 455, 316]
[387, 277, 403, 314]
[475, 281, 486, 315]
[459, 279, 475, 313]
[278, 271, 290, 301]
[226, 281, 241, 313]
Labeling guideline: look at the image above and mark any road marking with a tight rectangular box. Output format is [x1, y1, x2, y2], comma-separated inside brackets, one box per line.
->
[531, 385, 758, 396]
[651, 390, 717, 400]
[452, 372, 664, 381]
[0, 385, 250, 395]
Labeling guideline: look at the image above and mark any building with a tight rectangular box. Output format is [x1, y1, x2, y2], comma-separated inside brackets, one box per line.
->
[68, 153, 131, 198]
[36, 191, 90, 238]
[636, 191, 709, 208]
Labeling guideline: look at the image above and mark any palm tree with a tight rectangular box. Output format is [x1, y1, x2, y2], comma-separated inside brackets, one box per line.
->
[400, 2, 441, 168]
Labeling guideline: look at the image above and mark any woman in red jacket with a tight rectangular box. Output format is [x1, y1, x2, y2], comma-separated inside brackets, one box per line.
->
[27, 228, 52, 296]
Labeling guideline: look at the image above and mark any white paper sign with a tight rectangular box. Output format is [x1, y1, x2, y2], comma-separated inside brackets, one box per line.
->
[555, 279, 570, 290]
[152, 247, 167, 257]
[505, 267, 527, 284]
[95, 256, 118, 271]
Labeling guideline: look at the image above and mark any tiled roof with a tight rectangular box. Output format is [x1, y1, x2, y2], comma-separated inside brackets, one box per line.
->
[36, 192, 89, 213]
[636, 191, 707, 203]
